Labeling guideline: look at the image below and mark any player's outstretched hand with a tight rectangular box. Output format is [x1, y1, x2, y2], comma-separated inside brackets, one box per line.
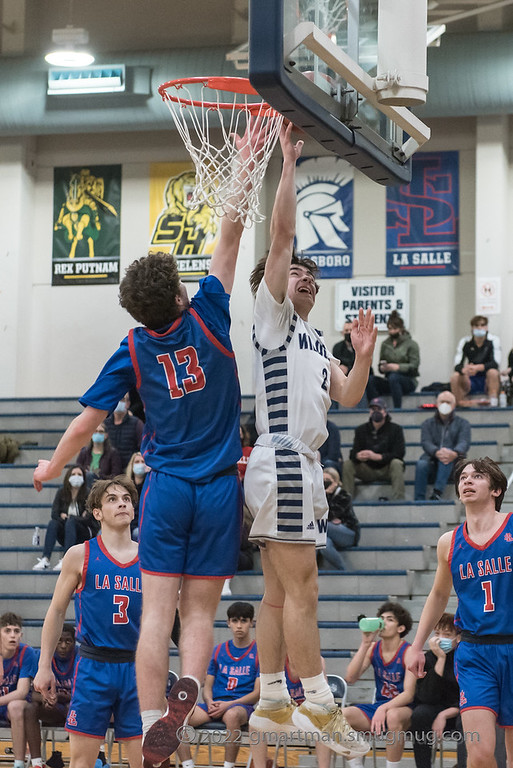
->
[407, 647, 427, 678]
[33, 460, 59, 492]
[351, 307, 377, 360]
[279, 121, 304, 163]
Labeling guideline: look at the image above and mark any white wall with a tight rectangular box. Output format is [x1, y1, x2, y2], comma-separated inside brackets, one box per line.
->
[0, 114, 512, 399]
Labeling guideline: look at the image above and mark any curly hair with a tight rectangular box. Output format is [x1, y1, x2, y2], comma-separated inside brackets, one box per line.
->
[119, 251, 183, 330]
[249, 251, 319, 296]
[377, 601, 413, 638]
[0, 612, 22, 629]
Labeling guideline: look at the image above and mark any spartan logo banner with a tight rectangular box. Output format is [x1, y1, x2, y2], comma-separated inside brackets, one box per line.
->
[386, 151, 459, 277]
[52, 165, 121, 286]
[149, 163, 219, 281]
[295, 156, 353, 279]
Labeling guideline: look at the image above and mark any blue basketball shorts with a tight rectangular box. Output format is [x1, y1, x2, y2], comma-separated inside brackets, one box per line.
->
[138, 469, 242, 578]
[455, 641, 513, 726]
[65, 656, 142, 739]
[469, 373, 486, 394]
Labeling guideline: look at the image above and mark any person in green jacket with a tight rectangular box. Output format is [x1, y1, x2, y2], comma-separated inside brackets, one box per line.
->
[366, 310, 420, 408]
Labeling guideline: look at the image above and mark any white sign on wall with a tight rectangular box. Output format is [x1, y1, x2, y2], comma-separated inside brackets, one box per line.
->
[476, 277, 501, 315]
[335, 279, 410, 331]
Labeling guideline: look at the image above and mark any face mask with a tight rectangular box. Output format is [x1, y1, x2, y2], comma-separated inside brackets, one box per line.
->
[438, 402, 453, 416]
[92, 432, 105, 444]
[388, 330, 400, 338]
[344, 333, 352, 343]
[114, 400, 127, 413]
[133, 463, 147, 476]
[438, 638, 454, 653]
[69, 474, 84, 488]
[472, 328, 487, 338]
[370, 410, 385, 424]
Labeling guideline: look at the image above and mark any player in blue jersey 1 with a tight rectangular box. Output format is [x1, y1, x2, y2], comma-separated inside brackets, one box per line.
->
[178, 602, 259, 768]
[342, 602, 416, 768]
[244, 124, 376, 759]
[34, 477, 142, 768]
[32, 124, 266, 767]
[0, 612, 39, 768]
[408, 457, 512, 768]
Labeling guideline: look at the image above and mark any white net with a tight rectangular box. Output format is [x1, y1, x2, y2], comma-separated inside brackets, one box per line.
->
[160, 79, 284, 226]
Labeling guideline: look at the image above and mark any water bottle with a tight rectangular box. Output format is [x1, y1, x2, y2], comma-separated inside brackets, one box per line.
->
[358, 617, 385, 633]
[500, 390, 507, 408]
[32, 526, 40, 546]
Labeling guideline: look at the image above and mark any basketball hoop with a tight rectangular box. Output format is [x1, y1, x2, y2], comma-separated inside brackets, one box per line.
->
[158, 76, 284, 226]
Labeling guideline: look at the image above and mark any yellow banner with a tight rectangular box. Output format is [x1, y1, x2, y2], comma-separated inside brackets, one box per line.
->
[149, 163, 220, 280]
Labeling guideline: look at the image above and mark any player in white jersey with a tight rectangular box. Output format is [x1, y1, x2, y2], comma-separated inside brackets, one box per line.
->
[244, 123, 376, 759]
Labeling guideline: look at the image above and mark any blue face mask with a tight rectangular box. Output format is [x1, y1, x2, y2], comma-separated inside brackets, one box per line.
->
[438, 638, 454, 653]
[472, 328, 487, 338]
[133, 462, 147, 476]
[92, 432, 105, 444]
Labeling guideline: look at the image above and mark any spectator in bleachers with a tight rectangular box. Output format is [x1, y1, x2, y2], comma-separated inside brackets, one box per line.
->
[25, 624, 77, 749]
[342, 398, 405, 500]
[177, 602, 259, 768]
[0, 612, 39, 768]
[237, 424, 253, 482]
[104, 392, 144, 470]
[319, 467, 360, 570]
[414, 391, 471, 501]
[125, 451, 150, 540]
[410, 613, 465, 768]
[342, 601, 416, 768]
[450, 315, 501, 407]
[333, 321, 357, 374]
[319, 419, 342, 473]
[366, 310, 420, 409]
[33, 465, 97, 572]
[76, 421, 122, 482]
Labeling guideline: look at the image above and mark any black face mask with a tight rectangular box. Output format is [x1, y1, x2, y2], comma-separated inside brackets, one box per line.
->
[324, 479, 332, 490]
[344, 333, 352, 343]
[370, 410, 385, 424]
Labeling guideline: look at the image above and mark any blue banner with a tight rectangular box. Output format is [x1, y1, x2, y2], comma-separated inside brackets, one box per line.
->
[386, 151, 459, 277]
[295, 156, 353, 278]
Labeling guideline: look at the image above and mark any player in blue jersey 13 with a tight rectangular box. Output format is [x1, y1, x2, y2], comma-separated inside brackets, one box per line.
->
[32, 122, 267, 767]
[408, 457, 512, 768]
[34, 477, 142, 768]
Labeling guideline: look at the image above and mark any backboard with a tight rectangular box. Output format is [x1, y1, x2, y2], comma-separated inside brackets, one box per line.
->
[248, 0, 431, 185]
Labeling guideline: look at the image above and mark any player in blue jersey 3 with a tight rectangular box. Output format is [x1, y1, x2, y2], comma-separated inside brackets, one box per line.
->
[408, 457, 512, 768]
[32, 124, 266, 767]
[34, 477, 142, 768]
[0, 612, 39, 768]
[178, 602, 259, 768]
[244, 124, 376, 759]
[342, 602, 416, 768]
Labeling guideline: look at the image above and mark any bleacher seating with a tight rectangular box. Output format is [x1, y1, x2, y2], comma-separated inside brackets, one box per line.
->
[0, 393, 512, 765]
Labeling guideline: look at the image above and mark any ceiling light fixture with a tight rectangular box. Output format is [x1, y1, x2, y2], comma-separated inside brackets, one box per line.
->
[45, 26, 94, 67]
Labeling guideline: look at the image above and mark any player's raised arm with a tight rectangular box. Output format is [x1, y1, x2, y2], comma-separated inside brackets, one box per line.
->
[209, 116, 267, 294]
[330, 307, 377, 406]
[33, 405, 108, 491]
[263, 122, 304, 303]
[408, 531, 454, 678]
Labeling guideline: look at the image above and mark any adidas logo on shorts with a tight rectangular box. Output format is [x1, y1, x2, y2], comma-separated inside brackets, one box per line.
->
[306, 521, 315, 530]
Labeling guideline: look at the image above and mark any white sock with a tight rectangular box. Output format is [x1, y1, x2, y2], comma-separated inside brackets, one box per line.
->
[182, 760, 195, 768]
[346, 758, 365, 768]
[141, 709, 164, 737]
[223, 762, 235, 768]
[300, 673, 335, 711]
[386, 761, 401, 768]
[259, 671, 290, 708]
[31, 760, 43, 768]
[14, 761, 25, 768]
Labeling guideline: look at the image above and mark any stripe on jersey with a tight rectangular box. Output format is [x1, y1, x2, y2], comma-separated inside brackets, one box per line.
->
[276, 449, 303, 535]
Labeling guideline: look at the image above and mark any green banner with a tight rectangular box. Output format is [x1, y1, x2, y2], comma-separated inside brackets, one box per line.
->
[52, 165, 121, 286]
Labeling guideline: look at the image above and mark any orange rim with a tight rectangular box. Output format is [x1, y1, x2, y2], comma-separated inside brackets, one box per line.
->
[158, 76, 275, 113]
